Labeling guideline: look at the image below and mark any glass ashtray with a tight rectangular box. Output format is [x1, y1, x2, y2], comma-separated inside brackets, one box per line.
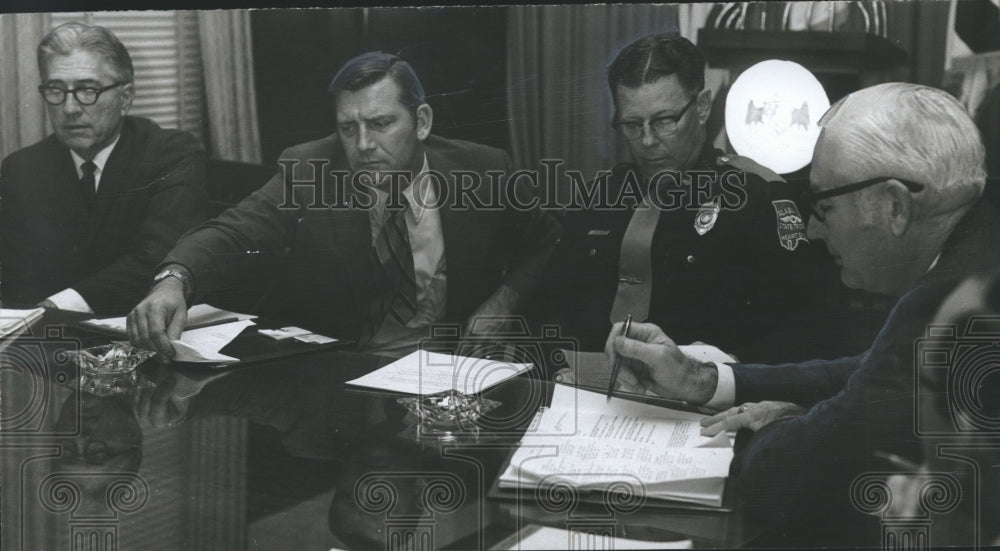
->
[69, 342, 155, 396]
[397, 389, 500, 433]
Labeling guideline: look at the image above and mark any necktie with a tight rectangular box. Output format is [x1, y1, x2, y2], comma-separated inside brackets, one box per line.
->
[610, 198, 660, 323]
[369, 195, 418, 338]
[79, 161, 97, 207]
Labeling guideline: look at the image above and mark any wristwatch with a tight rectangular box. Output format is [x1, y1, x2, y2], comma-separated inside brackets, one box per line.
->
[153, 268, 190, 295]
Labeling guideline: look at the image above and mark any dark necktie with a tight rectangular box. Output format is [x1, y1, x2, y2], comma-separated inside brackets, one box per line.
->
[79, 161, 97, 207]
[368, 195, 418, 338]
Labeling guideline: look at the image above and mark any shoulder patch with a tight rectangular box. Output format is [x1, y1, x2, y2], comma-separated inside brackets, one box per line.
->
[771, 199, 808, 251]
[719, 154, 786, 184]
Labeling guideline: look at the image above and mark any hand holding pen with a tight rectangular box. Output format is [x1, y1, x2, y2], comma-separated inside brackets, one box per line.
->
[604, 320, 719, 405]
[606, 314, 632, 401]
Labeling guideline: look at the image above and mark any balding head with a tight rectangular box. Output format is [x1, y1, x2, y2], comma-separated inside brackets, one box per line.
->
[818, 83, 985, 220]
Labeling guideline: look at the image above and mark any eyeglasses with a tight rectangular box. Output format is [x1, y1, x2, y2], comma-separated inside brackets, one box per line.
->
[612, 93, 700, 141]
[37, 82, 125, 106]
[802, 177, 926, 223]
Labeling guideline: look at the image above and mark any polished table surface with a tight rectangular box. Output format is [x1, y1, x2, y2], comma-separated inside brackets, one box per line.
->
[0, 311, 754, 550]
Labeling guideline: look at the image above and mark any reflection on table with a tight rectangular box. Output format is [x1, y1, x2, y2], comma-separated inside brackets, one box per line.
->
[0, 311, 752, 550]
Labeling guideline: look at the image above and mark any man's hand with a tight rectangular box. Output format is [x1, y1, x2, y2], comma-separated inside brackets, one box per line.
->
[605, 321, 717, 404]
[699, 400, 806, 436]
[127, 278, 188, 358]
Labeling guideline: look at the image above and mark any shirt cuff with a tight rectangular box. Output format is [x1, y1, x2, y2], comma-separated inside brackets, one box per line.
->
[46, 288, 94, 314]
[704, 361, 735, 410]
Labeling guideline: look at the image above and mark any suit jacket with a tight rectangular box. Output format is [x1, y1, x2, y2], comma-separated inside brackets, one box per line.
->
[728, 200, 1000, 544]
[163, 133, 561, 342]
[731, 199, 1000, 406]
[0, 116, 208, 314]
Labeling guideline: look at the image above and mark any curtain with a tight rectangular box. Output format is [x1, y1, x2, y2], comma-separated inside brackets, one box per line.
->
[0, 13, 49, 161]
[507, 5, 679, 180]
[197, 10, 262, 163]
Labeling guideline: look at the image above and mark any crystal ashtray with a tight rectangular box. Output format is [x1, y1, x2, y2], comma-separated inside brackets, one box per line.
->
[397, 389, 500, 432]
[69, 343, 155, 396]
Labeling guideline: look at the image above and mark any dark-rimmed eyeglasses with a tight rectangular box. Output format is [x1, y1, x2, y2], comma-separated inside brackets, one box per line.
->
[37, 82, 125, 106]
[612, 93, 700, 141]
[802, 177, 926, 222]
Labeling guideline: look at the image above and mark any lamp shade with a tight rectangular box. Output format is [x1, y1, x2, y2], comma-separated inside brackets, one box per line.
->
[725, 60, 830, 174]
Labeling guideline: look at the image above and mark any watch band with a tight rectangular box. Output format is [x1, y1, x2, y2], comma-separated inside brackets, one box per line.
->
[153, 268, 191, 297]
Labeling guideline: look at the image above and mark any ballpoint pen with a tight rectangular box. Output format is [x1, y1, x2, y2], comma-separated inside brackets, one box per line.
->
[606, 314, 632, 402]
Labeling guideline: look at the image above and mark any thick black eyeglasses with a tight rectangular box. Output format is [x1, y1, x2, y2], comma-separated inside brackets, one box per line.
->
[802, 177, 926, 222]
[37, 82, 125, 106]
[612, 93, 700, 141]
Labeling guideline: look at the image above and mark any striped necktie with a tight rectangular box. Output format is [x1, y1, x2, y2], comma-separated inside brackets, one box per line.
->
[369, 194, 418, 337]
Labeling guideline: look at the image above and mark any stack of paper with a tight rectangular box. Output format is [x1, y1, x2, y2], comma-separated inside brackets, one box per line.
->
[498, 385, 733, 508]
[0, 308, 44, 339]
[346, 350, 533, 395]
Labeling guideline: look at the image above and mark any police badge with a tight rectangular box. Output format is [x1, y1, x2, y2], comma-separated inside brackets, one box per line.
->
[771, 199, 808, 251]
[694, 197, 721, 235]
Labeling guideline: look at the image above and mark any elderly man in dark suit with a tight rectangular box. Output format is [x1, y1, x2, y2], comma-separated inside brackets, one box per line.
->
[128, 51, 561, 358]
[602, 83, 1000, 544]
[0, 22, 208, 315]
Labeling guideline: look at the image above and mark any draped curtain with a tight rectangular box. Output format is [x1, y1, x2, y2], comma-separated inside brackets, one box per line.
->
[0, 13, 49, 161]
[506, 5, 680, 180]
[197, 10, 262, 163]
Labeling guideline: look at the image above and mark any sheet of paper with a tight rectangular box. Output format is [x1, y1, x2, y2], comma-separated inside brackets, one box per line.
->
[346, 350, 533, 395]
[293, 333, 337, 344]
[259, 326, 311, 340]
[0, 308, 44, 338]
[169, 319, 256, 363]
[82, 304, 256, 335]
[550, 384, 706, 422]
[500, 525, 692, 550]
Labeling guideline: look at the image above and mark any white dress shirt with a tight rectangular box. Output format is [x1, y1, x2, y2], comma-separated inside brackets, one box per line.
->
[45, 136, 121, 313]
[365, 155, 448, 357]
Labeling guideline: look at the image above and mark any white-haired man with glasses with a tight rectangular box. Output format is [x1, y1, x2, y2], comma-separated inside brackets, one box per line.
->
[0, 22, 207, 315]
[540, 33, 854, 364]
[605, 83, 1000, 545]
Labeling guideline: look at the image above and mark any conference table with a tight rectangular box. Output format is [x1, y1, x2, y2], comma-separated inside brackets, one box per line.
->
[0, 310, 757, 550]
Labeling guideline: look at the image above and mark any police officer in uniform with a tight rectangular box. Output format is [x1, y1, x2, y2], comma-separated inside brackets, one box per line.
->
[540, 33, 858, 363]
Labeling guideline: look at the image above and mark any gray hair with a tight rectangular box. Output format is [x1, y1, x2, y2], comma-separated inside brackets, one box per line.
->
[37, 22, 134, 84]
[819, 83, 985, 222]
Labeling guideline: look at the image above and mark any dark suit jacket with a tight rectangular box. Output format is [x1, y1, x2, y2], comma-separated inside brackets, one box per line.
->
[728, 200, 1000, 544]
[731, 199, 1000, 406]
[0, 116, 208, 314]
[163, 133, 561, 342]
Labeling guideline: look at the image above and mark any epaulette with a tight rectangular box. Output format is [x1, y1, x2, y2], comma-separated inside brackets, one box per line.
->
[716, 154, 785, 184]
